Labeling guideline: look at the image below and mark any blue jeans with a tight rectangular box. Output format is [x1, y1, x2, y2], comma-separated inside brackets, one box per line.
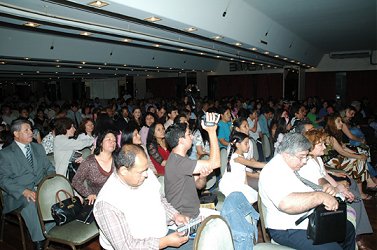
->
[268, 220, 355, 250]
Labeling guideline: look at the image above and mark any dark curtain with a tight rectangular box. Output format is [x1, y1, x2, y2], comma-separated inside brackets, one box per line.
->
[146, 77, 181, 98]
[253, 74, 283, 100]
[209, 74, 283, 100]
[346, 70, 377, 111]
[305, 72, 336, 100]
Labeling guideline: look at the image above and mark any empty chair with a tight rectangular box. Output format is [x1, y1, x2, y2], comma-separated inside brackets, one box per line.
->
[193, 215, 234, 250]
[36, 174, 98, 250]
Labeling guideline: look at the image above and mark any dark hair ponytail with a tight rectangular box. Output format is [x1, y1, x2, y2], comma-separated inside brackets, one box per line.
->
[226, 131, 248, 172]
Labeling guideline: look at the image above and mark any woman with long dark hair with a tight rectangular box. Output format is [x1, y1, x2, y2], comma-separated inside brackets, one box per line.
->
[119, 123, 157, 175]
[72, 130, 118, 204]
[146, 122, 170, 175]
[324, 114, 376, 199]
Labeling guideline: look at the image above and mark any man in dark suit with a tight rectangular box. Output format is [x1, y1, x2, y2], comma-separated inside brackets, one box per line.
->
[115, 106, 130, 131]
[0, 119, 55, 250]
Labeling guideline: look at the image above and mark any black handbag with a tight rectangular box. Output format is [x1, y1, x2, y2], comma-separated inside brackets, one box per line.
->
[51, 189, 83, 226]
[294, 171, 347, 244]
[306, 201, 346, 244]
[76, 201, 95, 224]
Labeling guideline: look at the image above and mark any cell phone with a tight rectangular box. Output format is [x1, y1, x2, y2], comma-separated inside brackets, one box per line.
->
[176, 217, 201, 237]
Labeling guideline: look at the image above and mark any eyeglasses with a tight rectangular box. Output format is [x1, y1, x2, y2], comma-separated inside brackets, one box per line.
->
[293, 154, 309, 162]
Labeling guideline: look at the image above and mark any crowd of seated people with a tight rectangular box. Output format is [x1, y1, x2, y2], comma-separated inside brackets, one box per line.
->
[1, 93, 377, 249]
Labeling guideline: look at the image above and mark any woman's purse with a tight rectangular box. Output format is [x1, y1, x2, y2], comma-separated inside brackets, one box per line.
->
[51, 189, 83, 226]
[306, 201, 346, 244]
[294, 171, 347, 244]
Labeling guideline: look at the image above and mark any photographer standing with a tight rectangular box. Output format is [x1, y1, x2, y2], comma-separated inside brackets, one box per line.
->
[164, 113, 220, 218]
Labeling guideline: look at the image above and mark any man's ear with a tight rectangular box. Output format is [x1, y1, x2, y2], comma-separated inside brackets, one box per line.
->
[118, 166, 128, 176]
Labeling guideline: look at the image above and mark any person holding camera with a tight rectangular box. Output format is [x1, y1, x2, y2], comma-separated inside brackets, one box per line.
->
[164, 112, 221, 219]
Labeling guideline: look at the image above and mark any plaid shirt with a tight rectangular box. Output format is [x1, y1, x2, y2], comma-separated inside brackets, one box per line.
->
[94, 197, 178, 250]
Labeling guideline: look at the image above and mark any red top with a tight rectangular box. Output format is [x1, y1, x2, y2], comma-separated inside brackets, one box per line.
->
[150, 146, 170, 175]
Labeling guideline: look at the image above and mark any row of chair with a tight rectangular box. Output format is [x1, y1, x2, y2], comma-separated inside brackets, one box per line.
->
[2, 175, 292, 250]
[0, 174, 98, 250]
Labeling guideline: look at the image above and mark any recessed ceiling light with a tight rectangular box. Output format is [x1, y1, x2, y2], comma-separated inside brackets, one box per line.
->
[230, 58, 234, 60]
[169, 67, 172, 70]
[82, 61, 86, 64]
[24, 22, 41, 28]
[154, 44, 160, 47]
[264, 51, 269, 55]
[36, 71, 40, 73]
[123, 38, 132, 43]
[185, 27, 197, 32]
[98, 67, 101, 69]
[55, 72, 58, 74]
[290, 60, 295, 63]
[80, 31, 92, 36]
[56, 59, 60, 62]
[274, 55, 279, 58]
[267, 65, 271, 67]
[56, 65, 60, 68]
[72, 72, 75, 75]
[123, 64, 127, 67]
[251, 62, 255, 65]
[212, 35, 223, 40]
[24, 57, 30, 60]
[87, 73, 90, 75]
[235, 42, 242, 46]
[216, 56, 220, 58]
[283, 57, 288, 60]
[144, 16, 161, 22]
[250, 48, 257, 51]
[179, 48, 185, 52]
[78, 66, 82, 69]
[199, 52, 205, 55]
[241, 60, 245, 63]
[297, 62, 301, 64]
[88, 1, 109, 8]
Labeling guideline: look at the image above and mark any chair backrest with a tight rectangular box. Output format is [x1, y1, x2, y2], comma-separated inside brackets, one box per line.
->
[220, 148, 228, 176]
[257, 195, 271, 243]
[37, 174, 74, 222]
[261, 134, 271, 158]
[251, 138, 259, 161]
[157, 175, 165, 196]
[193, 215, 234, 250]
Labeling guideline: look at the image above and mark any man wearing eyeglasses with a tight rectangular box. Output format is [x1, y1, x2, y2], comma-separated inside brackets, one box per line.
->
[258, 132, 355, 250]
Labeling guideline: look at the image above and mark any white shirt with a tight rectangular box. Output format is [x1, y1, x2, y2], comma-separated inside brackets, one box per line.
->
[259, 154, 312, 230]
[219, 153, 258, 203]
[298, 157, 326, 183]
[53, 135, 93, 175]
